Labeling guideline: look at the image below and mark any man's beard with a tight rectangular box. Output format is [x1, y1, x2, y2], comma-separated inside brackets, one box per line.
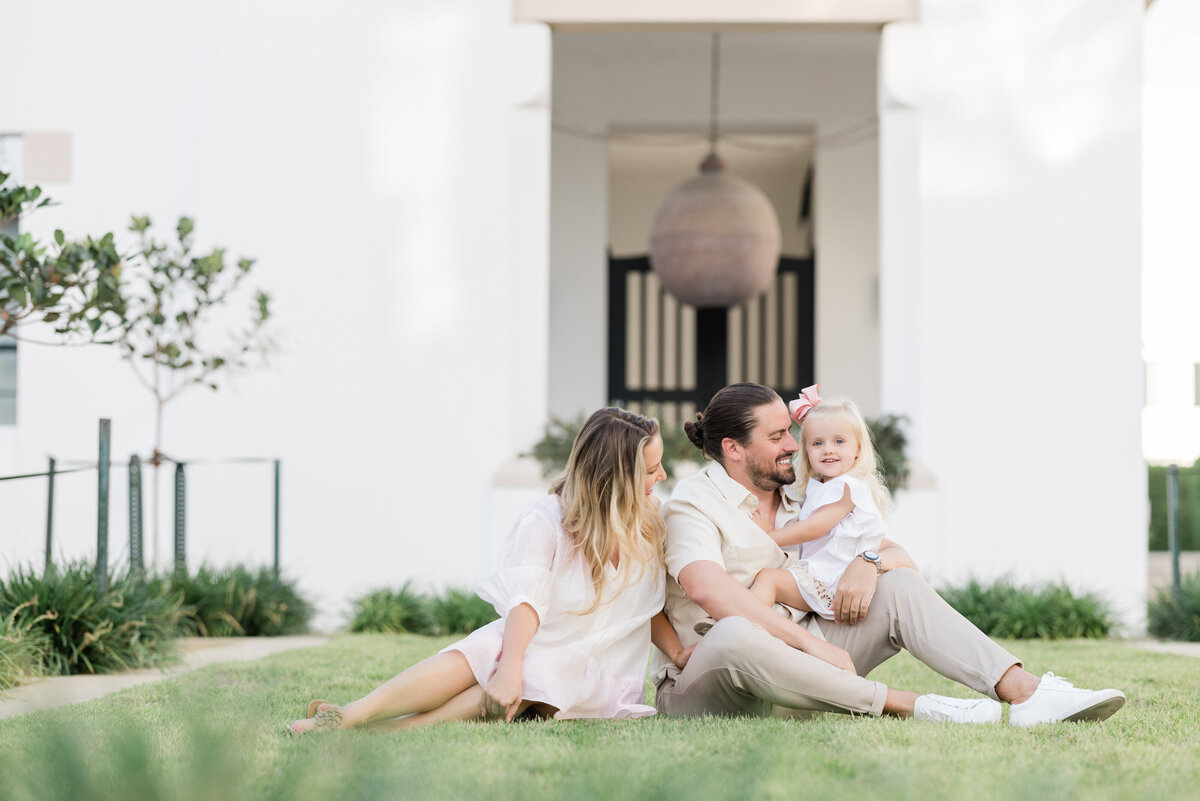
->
[746, 449, 796, 492]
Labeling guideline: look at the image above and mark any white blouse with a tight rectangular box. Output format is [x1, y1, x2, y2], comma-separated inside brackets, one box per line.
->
[443, 493, 665, 719]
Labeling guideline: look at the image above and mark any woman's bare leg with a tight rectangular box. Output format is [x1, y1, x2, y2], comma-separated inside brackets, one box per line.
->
[289, 650, 478, 733]
[366, 688, 553, 732]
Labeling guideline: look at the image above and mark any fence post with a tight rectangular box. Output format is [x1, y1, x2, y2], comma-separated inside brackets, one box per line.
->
[273, 459, 281, 589]
[129, 454, 143, 573]
[1168, 463, 1181, 591]
[174, 461, 187, 575]
[96, 420, 111, 596]
[45, 456, 56, 572]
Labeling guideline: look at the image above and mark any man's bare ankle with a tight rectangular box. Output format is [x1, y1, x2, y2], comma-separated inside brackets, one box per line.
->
[996, 666, 1039, 705]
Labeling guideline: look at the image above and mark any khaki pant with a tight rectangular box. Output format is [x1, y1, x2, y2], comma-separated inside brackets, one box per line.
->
[655, 568, 1019, 718]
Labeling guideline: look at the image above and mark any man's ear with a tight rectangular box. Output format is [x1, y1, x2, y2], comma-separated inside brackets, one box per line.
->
[721, 437, 742, 463]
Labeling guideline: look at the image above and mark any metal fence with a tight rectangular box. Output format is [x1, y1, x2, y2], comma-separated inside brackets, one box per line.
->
[0, 418, 282, 591]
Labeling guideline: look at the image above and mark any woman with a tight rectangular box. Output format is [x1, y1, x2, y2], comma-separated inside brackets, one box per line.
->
[288, 407, 691, 733]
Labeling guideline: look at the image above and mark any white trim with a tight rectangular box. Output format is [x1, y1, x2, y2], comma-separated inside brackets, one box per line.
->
[514, 0, 918, 30]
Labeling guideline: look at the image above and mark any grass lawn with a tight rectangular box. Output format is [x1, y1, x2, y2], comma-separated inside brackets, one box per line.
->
[0, 634, 1196, 800]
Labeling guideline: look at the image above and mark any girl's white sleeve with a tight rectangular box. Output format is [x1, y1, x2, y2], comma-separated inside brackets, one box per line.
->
[824, 476, 882, 534]
[473, 508, 558, 622]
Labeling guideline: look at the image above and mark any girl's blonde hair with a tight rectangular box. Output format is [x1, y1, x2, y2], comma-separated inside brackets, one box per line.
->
[550, 407, 665, 614]
[797, 397, 891, 515]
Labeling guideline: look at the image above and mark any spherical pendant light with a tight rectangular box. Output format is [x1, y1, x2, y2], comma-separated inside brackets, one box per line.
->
[649, 152, 781, 308]
[647, 34, 782, 308]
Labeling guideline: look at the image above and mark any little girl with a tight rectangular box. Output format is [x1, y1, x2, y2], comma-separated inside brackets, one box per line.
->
[748, 385, 892, 620]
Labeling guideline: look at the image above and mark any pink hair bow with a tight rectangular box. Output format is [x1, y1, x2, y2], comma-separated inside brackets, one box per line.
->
[789, 384, 821, 423]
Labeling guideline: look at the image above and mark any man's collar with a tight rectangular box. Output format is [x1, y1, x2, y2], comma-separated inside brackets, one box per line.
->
[704, 460, 802, 513]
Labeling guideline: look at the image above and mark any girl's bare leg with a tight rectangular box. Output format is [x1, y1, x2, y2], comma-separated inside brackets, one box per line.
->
[289, 651, 478, 733]
[750, 568, 813, 613]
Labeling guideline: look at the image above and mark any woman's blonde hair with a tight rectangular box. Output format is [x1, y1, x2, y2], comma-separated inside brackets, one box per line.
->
[797, 397, 891, 515]
[550, 407, 665, 614]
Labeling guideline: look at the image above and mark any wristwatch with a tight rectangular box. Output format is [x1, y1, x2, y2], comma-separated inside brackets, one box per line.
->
[859, 551, 883, 574]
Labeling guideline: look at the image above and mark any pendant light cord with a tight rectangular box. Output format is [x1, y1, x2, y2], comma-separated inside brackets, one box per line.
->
[709, 32, 720, 152]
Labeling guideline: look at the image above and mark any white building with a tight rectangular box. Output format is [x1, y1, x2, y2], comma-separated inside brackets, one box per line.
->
[1143, 0, 1200, 469]
[0, 0, 1149, 630]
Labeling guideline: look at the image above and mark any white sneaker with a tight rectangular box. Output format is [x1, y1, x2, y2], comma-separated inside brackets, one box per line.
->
[1008, 672, 1126, 727]
[913, 694, 1002, 724]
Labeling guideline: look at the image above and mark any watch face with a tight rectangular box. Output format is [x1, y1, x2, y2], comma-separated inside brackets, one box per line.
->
[862, 551, 880, 562]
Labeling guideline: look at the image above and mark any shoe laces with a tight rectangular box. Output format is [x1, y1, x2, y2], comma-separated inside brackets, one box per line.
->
[1041, 672, 1075, 690]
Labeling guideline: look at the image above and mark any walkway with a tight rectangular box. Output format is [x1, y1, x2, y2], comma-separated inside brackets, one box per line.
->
[0, 635, 327, 720]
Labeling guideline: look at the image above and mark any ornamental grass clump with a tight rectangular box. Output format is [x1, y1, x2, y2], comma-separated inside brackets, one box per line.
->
[167, 565, 313, 637]
[937, 577, 1115, 639]
[348, 583, 435, 635]
[0, 601, 52, 690]
[1148, 571, 1200, 642]
[429, 588, 499, 635]
[0, 562, 182, 676]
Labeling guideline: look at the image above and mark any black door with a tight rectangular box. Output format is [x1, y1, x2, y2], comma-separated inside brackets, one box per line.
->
[607, 254, 814, 425]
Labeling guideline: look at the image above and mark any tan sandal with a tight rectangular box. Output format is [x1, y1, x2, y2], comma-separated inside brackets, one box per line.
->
[311, 708, 344, 731]
[306, 699, 330, 718]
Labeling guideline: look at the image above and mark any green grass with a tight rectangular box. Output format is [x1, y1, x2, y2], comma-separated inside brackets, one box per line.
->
[1, 635, 1197, 800]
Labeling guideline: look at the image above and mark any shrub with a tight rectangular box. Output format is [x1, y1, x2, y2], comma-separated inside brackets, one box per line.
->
[530, 409, 910, 492]
[1147, 571, 1200, 641]
[349, 583, 435, 634]
[937, 577, 1115, 639]
[0, 601, 52, 690]
[0, 562, 182, 675]
[866, 413, 909, 493]
[529, 408, 697, 479]
[167, 565, 313, 637]
[349, 585, 499, 635]
[430, 588, 499, 635]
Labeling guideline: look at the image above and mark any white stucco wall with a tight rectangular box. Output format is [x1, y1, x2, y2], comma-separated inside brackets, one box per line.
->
[1142, 0, 1200, 467]
[880, 0, 1146, 629]
[548, 31, 884, 420]
[0, 1, 550, 629]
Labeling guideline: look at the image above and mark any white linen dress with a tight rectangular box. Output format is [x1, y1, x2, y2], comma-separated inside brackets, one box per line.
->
[783, 475, 885, 619]
[442, 494, 665, 719]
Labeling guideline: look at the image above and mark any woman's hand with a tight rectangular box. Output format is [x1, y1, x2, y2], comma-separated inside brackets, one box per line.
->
[832, 556, 878, 625]
[801, 638, 856, 674]
[673, 644, 696, 669]
[481, 663, 524, 722]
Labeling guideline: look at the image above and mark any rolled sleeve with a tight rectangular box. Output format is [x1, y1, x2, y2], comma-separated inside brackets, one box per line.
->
[663, 499, 726, 581]
[474, 507, 556, 622]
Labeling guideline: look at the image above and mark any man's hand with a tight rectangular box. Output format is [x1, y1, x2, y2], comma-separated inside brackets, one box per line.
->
[832, 555, 878, 625]
[801, 638, 856, 673]
[481, 663, 524, 722]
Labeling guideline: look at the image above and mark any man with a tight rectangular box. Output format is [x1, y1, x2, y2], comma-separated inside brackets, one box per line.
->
[655, 382, 1125, 725]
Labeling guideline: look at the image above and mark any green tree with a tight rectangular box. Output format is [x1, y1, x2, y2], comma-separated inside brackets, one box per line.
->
[116, 215, 274, 564]
[0, 173, 124, 340]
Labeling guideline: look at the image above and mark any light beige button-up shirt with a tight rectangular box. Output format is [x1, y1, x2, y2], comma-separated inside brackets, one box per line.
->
[662, 460, 811, 651]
